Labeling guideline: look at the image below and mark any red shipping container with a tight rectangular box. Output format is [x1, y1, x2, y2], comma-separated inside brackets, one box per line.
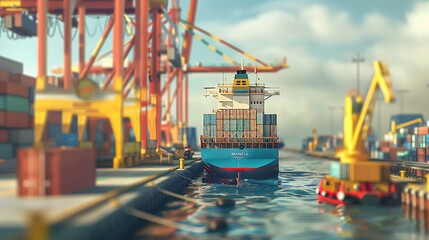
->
[22, 75, 35, 87]
[417, 148, 426, 157]
[379, 141, 390, 148]
[17, 147, 96, 196]
[46, 111, 62, 124]
[5, 112, 29, 128]
[381, 146, 391, 153]
[417, 154, 426, 162]
[0, 70, 10, 82]
[418, 127, 429, 135]
[0, 129, 8, 142]
[0, 111, 5, 126]
[28, 116, 34, 128]
[0, 81, 29, 98]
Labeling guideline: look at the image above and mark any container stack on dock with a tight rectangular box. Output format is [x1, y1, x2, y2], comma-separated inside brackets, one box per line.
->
[369, 129, 410, 161]
[202, 109, 277, 142]
[0, 56, 34, 159]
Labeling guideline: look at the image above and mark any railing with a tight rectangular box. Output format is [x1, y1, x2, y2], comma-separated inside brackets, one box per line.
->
[200, 136, 279, 149]
[203, 86, 279, 95]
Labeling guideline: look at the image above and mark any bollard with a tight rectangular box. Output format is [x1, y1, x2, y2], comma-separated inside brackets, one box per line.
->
[26, 212, 49, 240]
[159, 154, 163, 164]
[167, 155, 171, 163]
[400, 170, 406, 178]
[426, 173, 429, 192]
[179, 158, 185, 170]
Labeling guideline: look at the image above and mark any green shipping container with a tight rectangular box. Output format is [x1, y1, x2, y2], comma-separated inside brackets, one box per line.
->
[3, 95, 29, 113]
[0, 95, 5, 110]
[0, 143, 14, 159]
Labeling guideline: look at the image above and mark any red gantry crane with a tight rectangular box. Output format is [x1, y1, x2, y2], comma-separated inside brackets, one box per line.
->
[0, 0, 288, 168]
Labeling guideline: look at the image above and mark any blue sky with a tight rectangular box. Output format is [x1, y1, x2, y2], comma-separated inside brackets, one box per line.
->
[1, 0, 429, 147]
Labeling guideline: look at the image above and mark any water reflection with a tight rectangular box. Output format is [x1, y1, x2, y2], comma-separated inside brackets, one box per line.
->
[133, 152, 428, 239]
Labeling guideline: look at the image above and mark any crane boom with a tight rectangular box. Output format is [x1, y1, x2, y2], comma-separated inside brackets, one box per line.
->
[390, 118, 422, 135]
[343, 61, 395, 161]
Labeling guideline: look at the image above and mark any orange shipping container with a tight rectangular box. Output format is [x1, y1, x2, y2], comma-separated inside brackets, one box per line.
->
[250, 120, 256, 130]
[230, 109, 236, 119]
[250, 109, 257, 119]
[349, 161, 390, 182]
[0, 129, 8, 142]
[418, 127, 429, 135]
[216, 110, 223, 120]
[223, 109, 230, 119]
[243, 109, 250, 120]
[17, 147, 96, 196]
[257, 125, 263, 137]
[216, 119, 222, 131]
[237, 109, 243, 119]
[0, 81, 29, 98]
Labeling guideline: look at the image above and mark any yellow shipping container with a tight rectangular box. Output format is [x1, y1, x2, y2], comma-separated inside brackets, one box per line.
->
[349, 161, 391, 182]
[124, 142, 135, 154]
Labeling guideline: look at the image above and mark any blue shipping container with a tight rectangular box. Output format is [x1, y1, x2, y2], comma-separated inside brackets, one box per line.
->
[257, 113, 263, 124]
[29, 87, 35, 103]
[223, 120, 230, 131]
[55, 133, 79, 147]
[0, 143, 14, 159]
[330, 161, 341, 179]
[47, 124, 62, 137]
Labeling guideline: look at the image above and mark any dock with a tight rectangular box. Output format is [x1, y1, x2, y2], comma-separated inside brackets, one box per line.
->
[0, 158, 203, 240]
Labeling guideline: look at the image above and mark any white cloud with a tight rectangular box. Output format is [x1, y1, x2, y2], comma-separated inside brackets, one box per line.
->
[189, 1, 429, 147]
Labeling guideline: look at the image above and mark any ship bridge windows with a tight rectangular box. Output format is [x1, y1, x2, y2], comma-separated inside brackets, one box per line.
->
[234, 79, 249, 87]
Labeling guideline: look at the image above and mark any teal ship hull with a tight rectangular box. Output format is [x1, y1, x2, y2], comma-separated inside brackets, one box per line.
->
[201, 148, 279, 180]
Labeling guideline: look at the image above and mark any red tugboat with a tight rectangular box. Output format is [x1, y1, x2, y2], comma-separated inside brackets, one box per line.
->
[316, 61, 399, 205]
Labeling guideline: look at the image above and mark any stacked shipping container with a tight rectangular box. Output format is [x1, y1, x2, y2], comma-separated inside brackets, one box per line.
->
[0, 67, 35, 159]
[202, 109, 277, 140]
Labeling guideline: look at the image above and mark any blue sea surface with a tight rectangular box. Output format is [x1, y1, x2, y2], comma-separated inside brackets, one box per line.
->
[133, 151, 428, 239]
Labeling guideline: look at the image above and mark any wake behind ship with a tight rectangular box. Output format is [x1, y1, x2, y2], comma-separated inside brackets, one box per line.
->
[200, 67, 280, 181]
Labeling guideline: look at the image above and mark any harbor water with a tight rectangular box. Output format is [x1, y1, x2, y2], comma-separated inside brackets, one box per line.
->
[132, 151, 428, 239]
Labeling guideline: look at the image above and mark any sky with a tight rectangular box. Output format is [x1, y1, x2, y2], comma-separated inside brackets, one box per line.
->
[1, 0, 429, 148]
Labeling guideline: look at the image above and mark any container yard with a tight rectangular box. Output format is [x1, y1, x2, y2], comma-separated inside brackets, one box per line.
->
[1, 0, 429, 239]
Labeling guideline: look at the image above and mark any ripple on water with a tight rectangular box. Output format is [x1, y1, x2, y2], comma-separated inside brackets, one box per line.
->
[132, 153, 428, 240]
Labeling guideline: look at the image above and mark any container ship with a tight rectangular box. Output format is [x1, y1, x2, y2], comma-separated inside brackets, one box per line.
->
[200, 67, 280, 181]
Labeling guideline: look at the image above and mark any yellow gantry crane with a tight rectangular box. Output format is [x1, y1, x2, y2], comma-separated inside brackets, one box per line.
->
[317, 61, 398, 205]
[339, 61, 395, 162]
[390, 118, 423, 135]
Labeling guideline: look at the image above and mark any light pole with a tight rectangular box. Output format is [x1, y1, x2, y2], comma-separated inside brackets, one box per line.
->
[352, 54, 365, 93]
[397, 89, 409, 114]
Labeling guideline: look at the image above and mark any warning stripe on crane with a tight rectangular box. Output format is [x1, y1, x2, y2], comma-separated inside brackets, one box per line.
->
[180, 22, 238, 66]
[180, 19, 268, 66]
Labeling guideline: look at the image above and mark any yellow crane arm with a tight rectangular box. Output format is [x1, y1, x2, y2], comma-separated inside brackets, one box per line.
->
[312, 129, 318, 147]
[390, 118, 422, 135]
[349, 61, 395, 151]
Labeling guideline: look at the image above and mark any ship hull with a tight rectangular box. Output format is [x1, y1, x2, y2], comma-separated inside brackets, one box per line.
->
[201, 148, 279, 180]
